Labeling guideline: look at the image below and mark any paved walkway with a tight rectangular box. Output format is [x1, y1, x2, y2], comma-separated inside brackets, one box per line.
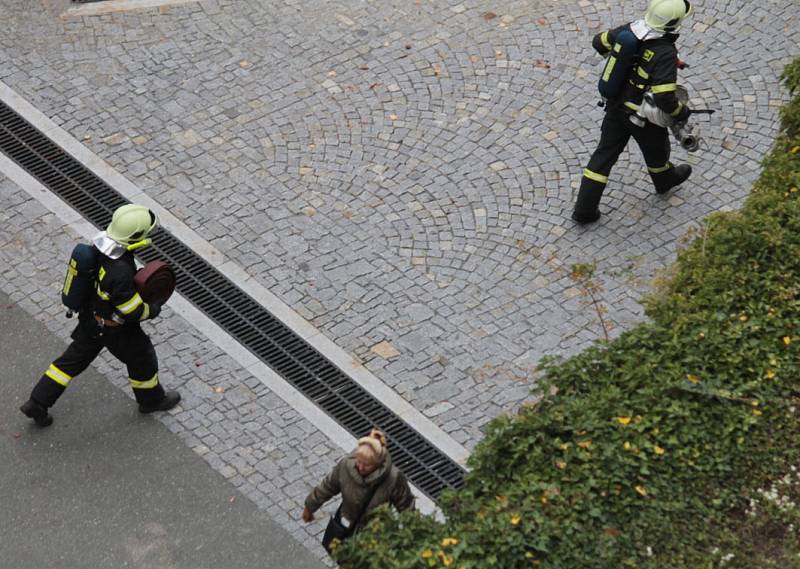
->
[0, 0, 798, 563]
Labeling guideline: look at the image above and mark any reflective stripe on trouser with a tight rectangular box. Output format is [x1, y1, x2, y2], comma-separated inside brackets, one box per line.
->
[574, 110, 631, 217]
[31, 324, 104, 407]
[30, 316, 165, 408]
[583, 169, 608, 184]
[648, 162, 673, 174]
[130, 373, 159, 390]
[45, 364, 73, 387]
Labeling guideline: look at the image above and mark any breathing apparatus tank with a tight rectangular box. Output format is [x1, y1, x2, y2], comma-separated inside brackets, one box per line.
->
[598, 30, 639, 99]
[62, 243, 99, 317]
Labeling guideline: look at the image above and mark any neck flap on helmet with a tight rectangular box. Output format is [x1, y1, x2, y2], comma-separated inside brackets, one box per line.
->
[631, 19, 665, 41]
[92, 232, 128, 259]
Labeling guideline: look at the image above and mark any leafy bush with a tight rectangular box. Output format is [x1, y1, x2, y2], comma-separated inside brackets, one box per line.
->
[781, 57, 800, 138]
[335, 57, 800, 569]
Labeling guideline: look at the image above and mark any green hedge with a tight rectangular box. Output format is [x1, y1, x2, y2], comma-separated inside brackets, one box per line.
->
[335, 57, 800, 569]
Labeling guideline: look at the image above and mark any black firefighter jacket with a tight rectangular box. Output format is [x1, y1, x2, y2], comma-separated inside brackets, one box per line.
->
[594, 23, 690, 121]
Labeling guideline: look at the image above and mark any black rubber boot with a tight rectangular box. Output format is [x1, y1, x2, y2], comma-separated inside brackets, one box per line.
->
[572, 177, 605, 224]
[138, 390, 181, 414]
[20, 399, 53, 427]
[571, 208, 601, 224]
[654, 164, 692, 195]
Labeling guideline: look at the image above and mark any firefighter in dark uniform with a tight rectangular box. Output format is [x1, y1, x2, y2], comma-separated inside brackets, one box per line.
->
[20, 204, 181, 426]
[572, 0, 694, 224]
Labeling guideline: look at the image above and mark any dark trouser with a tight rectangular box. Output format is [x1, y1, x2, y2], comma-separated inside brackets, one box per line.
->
[30, 316, 165, 408]
[573, 108, 682, 218]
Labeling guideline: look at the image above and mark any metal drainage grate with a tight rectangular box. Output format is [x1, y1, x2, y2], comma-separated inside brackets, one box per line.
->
[0, 100, 466, 500]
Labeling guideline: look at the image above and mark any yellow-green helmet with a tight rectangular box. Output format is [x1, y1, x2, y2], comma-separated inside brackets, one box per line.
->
[645, 0, 693, 33]
[106, 204, 158, 247]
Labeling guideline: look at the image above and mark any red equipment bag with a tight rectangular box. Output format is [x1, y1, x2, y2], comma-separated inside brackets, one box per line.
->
[134, 261, 176, 305]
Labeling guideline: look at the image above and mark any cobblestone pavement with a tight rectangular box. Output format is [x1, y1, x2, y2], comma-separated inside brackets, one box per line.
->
[1, 0, 798, 561]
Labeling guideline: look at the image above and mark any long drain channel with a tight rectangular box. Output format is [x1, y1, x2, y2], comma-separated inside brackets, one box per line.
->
[0, 100, 466, 500]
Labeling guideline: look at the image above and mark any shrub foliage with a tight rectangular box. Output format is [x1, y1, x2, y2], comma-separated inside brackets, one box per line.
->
[335, 58, 800, 568]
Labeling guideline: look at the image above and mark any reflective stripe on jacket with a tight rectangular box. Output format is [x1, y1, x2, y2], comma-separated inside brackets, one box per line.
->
[94, 252, 155, 323]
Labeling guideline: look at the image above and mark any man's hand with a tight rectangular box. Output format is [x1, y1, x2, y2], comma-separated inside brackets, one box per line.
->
[302, 507, 314, 523]
[148, 302, 162, 319]
[674, 104, 691, 123]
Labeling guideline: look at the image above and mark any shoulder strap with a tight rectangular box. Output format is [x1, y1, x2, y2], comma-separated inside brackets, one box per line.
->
[350, 466, 392, 531]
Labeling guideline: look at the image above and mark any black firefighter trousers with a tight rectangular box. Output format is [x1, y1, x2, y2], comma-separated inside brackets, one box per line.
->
[30, 316, 166, 409]
[573, 107, 684, 219]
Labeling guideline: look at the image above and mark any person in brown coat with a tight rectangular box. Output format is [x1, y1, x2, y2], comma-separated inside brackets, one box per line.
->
[302, 429, 415, 534]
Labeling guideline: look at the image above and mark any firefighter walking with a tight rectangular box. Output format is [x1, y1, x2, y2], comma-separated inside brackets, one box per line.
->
[572, 0, 695, 224]
[20, 204, 181, 427]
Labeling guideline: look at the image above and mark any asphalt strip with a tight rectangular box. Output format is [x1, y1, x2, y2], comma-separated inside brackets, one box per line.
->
[0, 289, 325, 569]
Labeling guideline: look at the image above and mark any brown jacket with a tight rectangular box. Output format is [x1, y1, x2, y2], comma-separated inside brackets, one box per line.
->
[305, 452, 415, 531]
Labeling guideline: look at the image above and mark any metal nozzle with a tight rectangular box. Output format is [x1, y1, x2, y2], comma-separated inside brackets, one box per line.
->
[680, 134, 699, 152]
[671, 123, 700, 153]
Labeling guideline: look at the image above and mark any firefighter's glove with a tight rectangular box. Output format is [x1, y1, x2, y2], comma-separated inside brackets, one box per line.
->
[148, 302, 162, 319]
[674, 105, 691, 123]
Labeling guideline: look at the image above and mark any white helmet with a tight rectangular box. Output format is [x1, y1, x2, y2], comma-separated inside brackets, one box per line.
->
[645, 0, 693, 33]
